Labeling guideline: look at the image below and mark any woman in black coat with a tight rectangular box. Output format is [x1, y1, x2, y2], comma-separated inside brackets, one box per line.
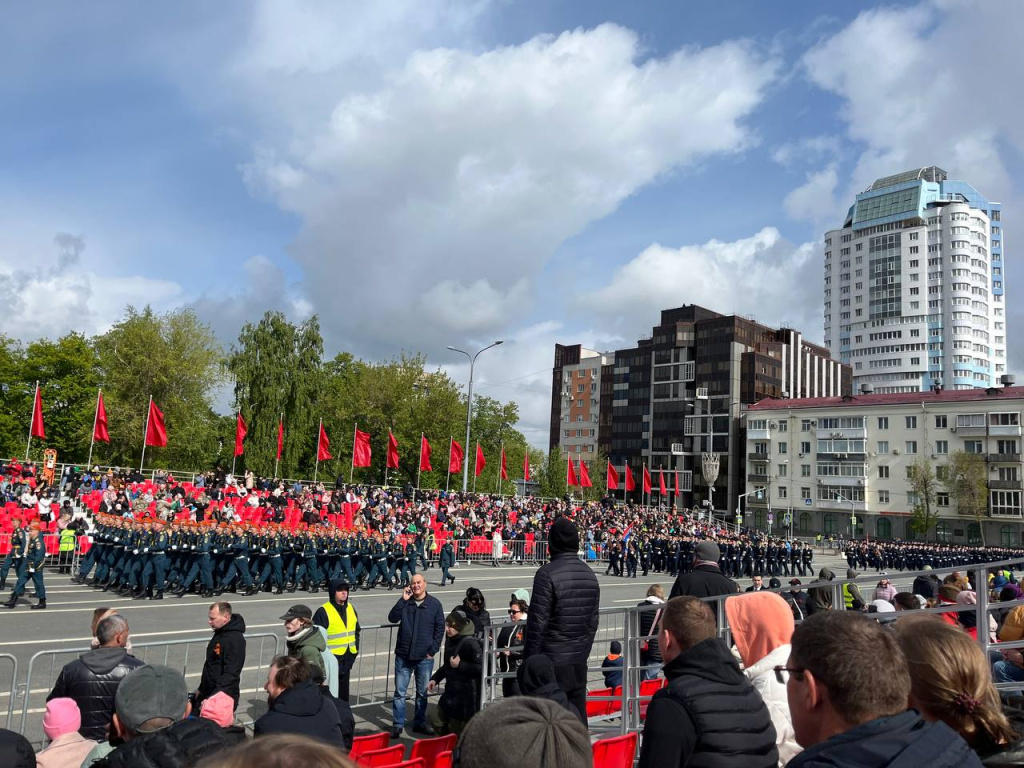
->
[457, 587, 491, 641]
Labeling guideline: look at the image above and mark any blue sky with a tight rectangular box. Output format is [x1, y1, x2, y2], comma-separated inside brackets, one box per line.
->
[2, 0, 1023, 446]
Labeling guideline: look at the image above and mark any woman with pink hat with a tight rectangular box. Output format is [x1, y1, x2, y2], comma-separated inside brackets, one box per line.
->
[36, 697, 98, 768]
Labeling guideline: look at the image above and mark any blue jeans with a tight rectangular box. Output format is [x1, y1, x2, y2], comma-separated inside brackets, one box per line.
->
[393, 656, 433, 729]
[993, 660, 1024, 685]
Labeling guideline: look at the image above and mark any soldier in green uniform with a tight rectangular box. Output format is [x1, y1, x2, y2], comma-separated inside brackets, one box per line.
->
[3, 522, 46, 609]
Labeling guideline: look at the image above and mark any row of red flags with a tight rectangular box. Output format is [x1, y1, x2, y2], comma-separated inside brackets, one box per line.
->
[30, 385, 166, 449]
[604, 461, 681, 494]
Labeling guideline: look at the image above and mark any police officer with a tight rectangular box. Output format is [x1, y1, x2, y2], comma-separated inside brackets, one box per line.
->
[313, 579, 360, 702]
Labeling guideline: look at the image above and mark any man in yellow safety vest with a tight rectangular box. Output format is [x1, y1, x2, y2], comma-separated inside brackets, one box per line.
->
[313, 578, 360, 702]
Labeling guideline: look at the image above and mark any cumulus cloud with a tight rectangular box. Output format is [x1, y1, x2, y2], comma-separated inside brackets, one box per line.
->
[771, 134, 841, 167]
[233, 22, 778, 356]
[783, 163, 839, 225]
[582, 227, 821, 342]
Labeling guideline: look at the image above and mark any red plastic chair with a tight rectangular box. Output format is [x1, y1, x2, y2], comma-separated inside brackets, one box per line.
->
[410, 734, 457, 768]
[357, 745, 406, 767]
[433, 752, 453, 768]
[591, 732, 638, 768]
[586, 687, 615, 718]
[349, 732, 391, 760]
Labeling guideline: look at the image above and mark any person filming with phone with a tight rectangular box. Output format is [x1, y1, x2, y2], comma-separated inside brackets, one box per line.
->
[387, 573, 445, 739]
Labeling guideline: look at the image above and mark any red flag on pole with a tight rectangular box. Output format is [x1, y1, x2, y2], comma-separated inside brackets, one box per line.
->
[234, 412, 247, 457]
[523, 454, 530, 482]
[578, 460, 592, 487]
[145, 400, 167, 447]
[500, 448, 509, 480]
[607, 461, 619, 490]
[674, 470, 680, 495]
[625, 465, 635, 492]
[276, 419, 284, 461]
[94, 391, 110, 443]
[30, 383, 45, 439]
[449, 439, 463, 474]
[475, 444, 486, 477]
[659, 469, 667, 495]
[387, 431, 400, 469]
[567, 456, 578, 486]
[317, 422, 332, 461]
[642, 465, 652, 494]
[420, 435, 432, 472]
[352, 429, 372, 467]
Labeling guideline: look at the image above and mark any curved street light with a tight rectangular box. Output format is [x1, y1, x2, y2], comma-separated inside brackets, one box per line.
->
[447, 341, 504, 492]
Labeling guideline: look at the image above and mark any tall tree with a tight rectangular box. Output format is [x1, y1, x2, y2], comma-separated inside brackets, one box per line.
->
[908, 455, 940, 541]
[0, 335, 27, 459]
[945, 451, 989, 546]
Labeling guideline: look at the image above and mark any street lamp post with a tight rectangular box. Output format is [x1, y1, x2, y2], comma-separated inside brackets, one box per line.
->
[447, 341, 504, 493]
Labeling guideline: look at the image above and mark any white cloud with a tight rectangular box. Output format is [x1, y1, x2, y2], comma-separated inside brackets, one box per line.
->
[783, 163, 839, 225]
[233, 22, 779, 356]
[771, 134, 841, 167]
[582, 227, 821, 343]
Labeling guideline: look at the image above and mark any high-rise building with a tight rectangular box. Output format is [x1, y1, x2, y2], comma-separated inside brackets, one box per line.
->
[824, 166, 1006, 394]
[551, 304, 850, 515]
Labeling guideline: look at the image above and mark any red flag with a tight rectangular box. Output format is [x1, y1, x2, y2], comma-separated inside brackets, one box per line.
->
[449, 439, 463, 474]
[276, 419, 284, 461]
[30, 384, 45, 439]
[475, 444, 486, 477]
[420, 435, 432, 472]
[145, 399, 167, 447]
[500, 449, 509, 480]
[674, 471, 680, 495]
[387, 431, 400, 469]
[352, 429, 372, 467]
[567, 456, 578, 486]
[234, 412, 247, 457]
[317, 422, 332, 461]
[94, 391, 110, 444]
[606, 461, 619, 490]
[578, 460, 592, 488]
[659, 469, 667, 495]
[625, 465, 635, 492]
[523, 454, 530, 482]
[642, 465, 652, 494]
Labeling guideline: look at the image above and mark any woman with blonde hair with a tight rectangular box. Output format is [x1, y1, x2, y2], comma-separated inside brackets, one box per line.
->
[895, 615, 1024, 764]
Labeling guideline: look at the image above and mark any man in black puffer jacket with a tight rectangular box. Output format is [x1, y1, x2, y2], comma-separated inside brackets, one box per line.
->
[47, 613, 144, 740]
[196, 603, 246, 710]
[524, 516, 599, 724]
[638, 596, 778, 768]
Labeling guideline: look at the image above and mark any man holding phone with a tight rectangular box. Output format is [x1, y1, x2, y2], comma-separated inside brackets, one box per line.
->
[387, 573, 445, 739]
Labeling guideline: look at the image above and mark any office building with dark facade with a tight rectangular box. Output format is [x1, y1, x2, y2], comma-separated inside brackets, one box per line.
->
[551, 304, 852, 517]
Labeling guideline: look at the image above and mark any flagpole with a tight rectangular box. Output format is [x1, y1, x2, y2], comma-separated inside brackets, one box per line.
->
[495, 440, 503, 494]
[349, 423, 357, 484]
[231, 410, 239, 478]
[87, 388, 101, 469]
[417, 433, 423, 490]
[472, 443, 478, 493]
[446, 437, 452, 493]
[314, 418, 322, 484]
[140, 395, 152, 472]
[274, 412, 282, 479]
[25, 381, 39, 461]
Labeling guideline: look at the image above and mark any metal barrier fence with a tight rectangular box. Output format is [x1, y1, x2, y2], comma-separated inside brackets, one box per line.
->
[0, 654, 17, 731]
[16, 632, 280, 746]
[0, 532, 82, 574]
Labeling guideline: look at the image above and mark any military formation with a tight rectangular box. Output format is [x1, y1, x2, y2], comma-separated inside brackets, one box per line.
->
[70, 513, 455, 600]
[843, 540, 1024, 572]
[600, 534, 815, 580]
[0, 517, 48, 609]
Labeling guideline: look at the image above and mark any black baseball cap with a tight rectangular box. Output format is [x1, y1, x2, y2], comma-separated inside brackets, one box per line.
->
[279, 604, 312, 621]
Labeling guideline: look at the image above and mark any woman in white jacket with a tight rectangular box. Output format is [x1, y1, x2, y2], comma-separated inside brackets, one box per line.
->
[725, 591, 801, 766]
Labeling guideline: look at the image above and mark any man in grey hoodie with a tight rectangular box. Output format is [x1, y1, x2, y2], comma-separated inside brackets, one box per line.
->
[47, 614, 145, 740]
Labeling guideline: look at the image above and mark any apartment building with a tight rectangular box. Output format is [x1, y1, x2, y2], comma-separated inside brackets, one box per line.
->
[549, 344, 613, 459]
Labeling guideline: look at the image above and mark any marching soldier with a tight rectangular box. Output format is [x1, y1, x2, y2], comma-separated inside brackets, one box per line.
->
[4, 522, 46, 609]
[439, 538, 456, 587]
[0, 516, 25, 590]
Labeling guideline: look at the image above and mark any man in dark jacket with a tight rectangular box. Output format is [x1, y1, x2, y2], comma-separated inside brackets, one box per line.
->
[387, 572, 445, 739]
[427, 610, 482, 735]
[785, 611, 982, 768]
[639, 596, 778, 767]
[254, 655, 345, 748]
[195, 602, 246, 710]
[912, 565, 942, 601]
[669, 540, 739, 602]
[524, 516, 599, 724]
[94, 664, 245, 768]
[47, 613, 144, 740]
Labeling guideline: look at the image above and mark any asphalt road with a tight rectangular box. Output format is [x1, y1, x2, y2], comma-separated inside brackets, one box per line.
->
[1, 550, 853, 747]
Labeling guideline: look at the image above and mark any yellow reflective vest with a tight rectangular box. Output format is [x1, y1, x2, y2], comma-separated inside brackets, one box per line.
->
[324, 601, 358, 656]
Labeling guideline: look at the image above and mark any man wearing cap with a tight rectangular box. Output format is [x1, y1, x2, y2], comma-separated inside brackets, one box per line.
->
[457, 697, 592, 768]
[85, 664, 244, 768]
[196, 602, 247, 710]
[524, 516, 600, 724]
[3, 522, 47, 609]
[313, 578, 361, 702]
[0, 516, 25, 590]
[668, 539, 738, 602]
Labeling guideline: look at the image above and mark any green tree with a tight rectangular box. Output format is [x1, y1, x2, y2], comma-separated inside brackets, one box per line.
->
[0, 335, 27, 459]
[536, 449, 569, 499]
[908, 456, 940, 541]
[945, 451, 989, 546]
[94, 306, 224, 470]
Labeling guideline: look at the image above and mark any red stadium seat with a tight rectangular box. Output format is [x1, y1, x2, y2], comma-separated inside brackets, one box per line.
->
[591, 733, 637, 768]
[356, 744, 406, 767]
[409, 734, 457, 768]
[349, 732, 391, 760]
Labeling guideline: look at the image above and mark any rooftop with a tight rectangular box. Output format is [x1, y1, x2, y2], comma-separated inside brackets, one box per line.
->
[749, 386, 1024, 411]
[866, 166, 947, 191]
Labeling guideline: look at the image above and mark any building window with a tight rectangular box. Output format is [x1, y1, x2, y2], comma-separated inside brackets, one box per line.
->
[935, 521, 952, 543]
[801, 465, 811, 477]
[800, 442, 811, 454]
[778, 421, 788, 433]
[799, 512, 812, 533]
[877, 441, 889, 454]
[800, 487, 812, 500]
[823, 514, 836, 535]
[965, 441, 984, 454]
[777, 464, 787, 477]
[778, 486, 787, 499]
[905, 441, 918, 454]
[778, 443, 787, 454]
[934, 415, 947, 428]
[878, 465, 889, 479]
[937, 493, 950, 507]
[878, 490, 890, 504]
[877, 517, 892, 538]
[935, 440, 948, 455]
[877, 417, 889, 430]
[967, 523, 982, 546]
[905, 416, 917, 429]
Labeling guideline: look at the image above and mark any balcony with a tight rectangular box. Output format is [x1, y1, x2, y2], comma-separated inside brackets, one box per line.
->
[816, 428, 867, 440]
[747, 496, 769, 508]
[989, 425, 1023, 438]
[816, 452, 867, 462]
[990, 480, 1023, 491]
[748, 453, 770, 461]
[817, 498, 867, 512]
[748, 473, 771, 483]
[990, 452, 1022, 463]
[747, 428, 771, 441]
[991, 508, 1024, 518]
[953, 426, 986, 437]
[819, 476, 867, 488]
